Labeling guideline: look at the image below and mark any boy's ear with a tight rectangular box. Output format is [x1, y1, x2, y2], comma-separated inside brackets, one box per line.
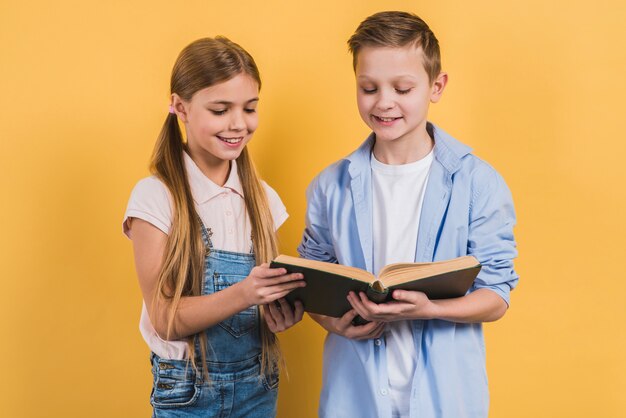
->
[171, 93, 189, 122]
[430, 72, 448, 104]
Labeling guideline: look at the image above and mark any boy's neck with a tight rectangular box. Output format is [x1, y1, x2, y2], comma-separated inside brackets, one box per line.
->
[372, 128, 434, 165]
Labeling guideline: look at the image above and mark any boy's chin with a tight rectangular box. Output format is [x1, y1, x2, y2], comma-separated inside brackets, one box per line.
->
[372, 131, 402, 143]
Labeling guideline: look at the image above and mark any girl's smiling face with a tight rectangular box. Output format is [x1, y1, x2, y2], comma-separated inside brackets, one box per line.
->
[174, 72, 260, 167]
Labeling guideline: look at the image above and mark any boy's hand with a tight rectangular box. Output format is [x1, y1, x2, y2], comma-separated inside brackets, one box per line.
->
[347, 290, 438, 322]
[309, 310, 385, 340]
[263, 298, 304, 333]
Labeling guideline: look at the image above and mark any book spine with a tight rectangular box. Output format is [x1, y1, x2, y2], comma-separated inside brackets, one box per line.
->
[366, 282, 389, 303]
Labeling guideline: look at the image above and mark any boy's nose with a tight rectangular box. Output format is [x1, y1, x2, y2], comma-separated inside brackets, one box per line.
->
[375, 92, 395, 111]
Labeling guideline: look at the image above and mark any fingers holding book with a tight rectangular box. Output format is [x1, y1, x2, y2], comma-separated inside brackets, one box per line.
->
[347, 290, 436, 322]
[264, 299, 304, 333]
[311, 309, 385, 340]
[240, 263, 306, 306]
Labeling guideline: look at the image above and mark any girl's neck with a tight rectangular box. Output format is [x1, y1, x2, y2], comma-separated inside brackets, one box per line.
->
[187, 147, 231, 186]
[372, 128, 433, 165]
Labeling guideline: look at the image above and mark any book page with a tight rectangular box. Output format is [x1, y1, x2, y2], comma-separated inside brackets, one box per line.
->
[378, 256, 480, 287]
[273, 255, 375, 283]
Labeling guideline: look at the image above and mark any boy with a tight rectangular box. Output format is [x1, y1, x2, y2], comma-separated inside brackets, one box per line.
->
[297, 11, 518, 418]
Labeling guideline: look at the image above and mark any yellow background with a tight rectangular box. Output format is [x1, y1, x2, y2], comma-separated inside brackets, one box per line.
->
[1, 0, 625, 417]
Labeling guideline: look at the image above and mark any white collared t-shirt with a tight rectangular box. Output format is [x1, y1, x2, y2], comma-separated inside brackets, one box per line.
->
[123, 152, 288, 359]
[371, 149, 434, 418]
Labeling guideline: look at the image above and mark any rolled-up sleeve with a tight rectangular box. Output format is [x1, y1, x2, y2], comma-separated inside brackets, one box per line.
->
[468, 168, 519, 306]
[297, 175, 337, 263]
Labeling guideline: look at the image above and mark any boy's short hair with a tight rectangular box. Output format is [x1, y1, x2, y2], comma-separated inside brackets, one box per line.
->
[348, 11, 441, 83]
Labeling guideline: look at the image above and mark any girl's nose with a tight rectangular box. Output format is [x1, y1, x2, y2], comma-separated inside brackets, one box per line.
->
[229, 110, 246, 131]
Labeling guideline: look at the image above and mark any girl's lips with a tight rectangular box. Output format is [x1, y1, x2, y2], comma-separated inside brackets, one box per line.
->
[217, 135, 244, 148]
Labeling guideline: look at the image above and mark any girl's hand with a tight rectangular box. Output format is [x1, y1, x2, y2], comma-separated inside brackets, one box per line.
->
[310, 310, 385, 340]
[239, 263, 305, 306]
[264, 298, 304, 333]
[347, 290, 437, 322]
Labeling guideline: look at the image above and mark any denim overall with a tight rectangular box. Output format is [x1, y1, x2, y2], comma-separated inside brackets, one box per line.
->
[149, 221, 278, 417]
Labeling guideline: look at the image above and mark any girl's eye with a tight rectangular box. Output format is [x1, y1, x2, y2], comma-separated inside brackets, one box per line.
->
[395, 88, 412, 95]
[361, 88, 377, 94]
[210, 109, 227, 115]
[244, 108, 256, 113]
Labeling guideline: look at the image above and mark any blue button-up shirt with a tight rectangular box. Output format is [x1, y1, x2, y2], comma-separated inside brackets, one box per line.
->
[298, 123, 518, 418]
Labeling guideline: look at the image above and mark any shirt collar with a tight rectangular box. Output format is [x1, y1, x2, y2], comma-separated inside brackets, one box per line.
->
[183, 152, 244, 204]
[344, 122, 472, 177]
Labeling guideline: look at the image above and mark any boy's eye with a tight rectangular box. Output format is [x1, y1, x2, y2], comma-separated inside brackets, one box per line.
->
[361, 87, 377, 94]
[210, 109, 227, 115]
[244, 108, 257, 113]
[395, 88, 412, 95]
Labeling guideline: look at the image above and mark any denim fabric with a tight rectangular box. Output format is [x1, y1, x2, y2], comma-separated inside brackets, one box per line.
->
[150, 221, 278, 417]
[150, 353, 278, 418]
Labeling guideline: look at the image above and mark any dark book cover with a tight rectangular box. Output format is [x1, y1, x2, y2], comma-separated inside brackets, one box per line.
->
[270, 260, 481, 319]
[270, 261, 370, 317]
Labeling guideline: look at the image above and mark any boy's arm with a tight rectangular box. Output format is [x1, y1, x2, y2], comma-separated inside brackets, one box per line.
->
[348, 287, 507, 323]
[298, 175, 385, 338]
[348, 169, 518, 323]
[297, 175, 337, 263]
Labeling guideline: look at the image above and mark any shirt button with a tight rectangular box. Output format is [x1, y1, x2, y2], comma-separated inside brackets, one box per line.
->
[226, 211, 232, 216]
[221, 193, 227, 198]
[374, 339, 381, 346]
[228, 228, 233, 234]
[380, 389, 388, 396]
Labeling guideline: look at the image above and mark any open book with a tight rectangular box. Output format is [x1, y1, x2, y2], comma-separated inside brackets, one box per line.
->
[271, 255, 481, 319]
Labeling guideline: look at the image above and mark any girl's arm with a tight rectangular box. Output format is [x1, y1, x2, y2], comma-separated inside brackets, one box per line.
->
[130, 218, 305, 341]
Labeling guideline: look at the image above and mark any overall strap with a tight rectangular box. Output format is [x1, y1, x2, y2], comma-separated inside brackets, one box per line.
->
[197, 216, 214, 252]
[198, 216, 255, 254]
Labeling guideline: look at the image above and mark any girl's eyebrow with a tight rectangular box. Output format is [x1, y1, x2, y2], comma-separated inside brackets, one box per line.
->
[209, 98, 259, 105]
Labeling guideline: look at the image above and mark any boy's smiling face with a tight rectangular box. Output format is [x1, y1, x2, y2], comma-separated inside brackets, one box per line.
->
[355, 44, 446, 148]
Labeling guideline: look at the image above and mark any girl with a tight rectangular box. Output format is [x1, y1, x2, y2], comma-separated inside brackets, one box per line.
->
[123, 37, 305, 417]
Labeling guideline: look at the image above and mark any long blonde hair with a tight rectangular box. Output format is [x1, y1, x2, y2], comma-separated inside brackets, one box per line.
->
[149, 37, 280, 379]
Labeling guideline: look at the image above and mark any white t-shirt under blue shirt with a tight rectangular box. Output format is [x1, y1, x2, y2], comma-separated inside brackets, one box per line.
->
[371, 149, 434, 418]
